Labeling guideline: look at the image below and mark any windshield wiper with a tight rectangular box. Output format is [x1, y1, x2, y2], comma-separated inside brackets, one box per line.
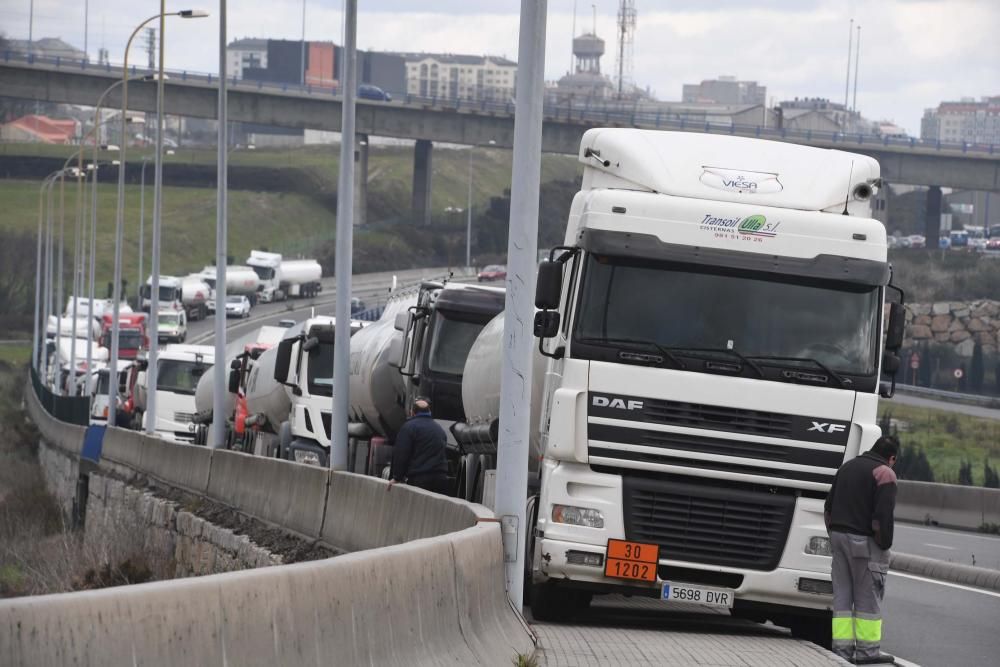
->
[577, 337, 687, 370]
[658, 346, 765, 378]
[747, 355, 850, 389]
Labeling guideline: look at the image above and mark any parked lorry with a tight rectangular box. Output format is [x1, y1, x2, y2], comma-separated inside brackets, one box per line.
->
[191, 326, 286, 447]
[246, 250, 323, 303]
[521, 129, 905, 644]
[346, 281, 506, 482]
[88, 360, 135, 424]
[100, 312, 148, 359]
[140, 275, 210, 321]
[156, 309, 187, 344]
[241, 317, 365, 465]
[46, 335, 109, 394]
[140, 344, 214, 443]
[199, 265, 261, 309]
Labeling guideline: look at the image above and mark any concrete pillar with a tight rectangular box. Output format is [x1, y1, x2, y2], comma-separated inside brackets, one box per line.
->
[412, 139, 433, 225]
[925, 185, 942, 249]
[354, 133, 368, 226]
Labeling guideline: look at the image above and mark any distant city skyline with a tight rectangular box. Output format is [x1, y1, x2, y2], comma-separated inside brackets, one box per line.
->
[2, 0, 997, 136]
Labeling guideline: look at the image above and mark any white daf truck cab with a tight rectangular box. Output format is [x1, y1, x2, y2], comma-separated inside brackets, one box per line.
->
[142, 344, 214, 443]
[528, 129, 905, 646]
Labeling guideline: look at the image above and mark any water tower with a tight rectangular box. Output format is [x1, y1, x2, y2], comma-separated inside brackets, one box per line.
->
[573, 33, 605, 75]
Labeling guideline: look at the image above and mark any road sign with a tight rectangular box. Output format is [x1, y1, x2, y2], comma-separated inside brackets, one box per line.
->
[910, 353, 920, 370]
[954, 368, 964, 379]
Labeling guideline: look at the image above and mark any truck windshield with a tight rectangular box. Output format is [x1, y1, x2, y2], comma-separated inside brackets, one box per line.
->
[158, 314, 179, 326]
[157, 359, 208, 395]
[427, 313, 485, 375]
[250, 265, 274, 280]
[306, 341, 334, 396]
[573, 254, 879, 377]
[119, 330, 143, 348]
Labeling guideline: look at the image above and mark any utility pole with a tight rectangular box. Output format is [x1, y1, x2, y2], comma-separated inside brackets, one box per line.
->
[852, 24, 861, 114]
[843, 18, 853, 110]
[330, 0, 357, 470]
[212, 0, 229, 449]
[495, 0, 547, 611]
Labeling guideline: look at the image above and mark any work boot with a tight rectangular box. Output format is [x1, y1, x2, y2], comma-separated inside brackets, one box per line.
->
[853, 652, 895, 665]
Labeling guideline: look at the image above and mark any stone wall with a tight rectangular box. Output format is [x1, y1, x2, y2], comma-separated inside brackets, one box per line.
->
[36, 438, 280, 579]
[904, 300, 1000, 357]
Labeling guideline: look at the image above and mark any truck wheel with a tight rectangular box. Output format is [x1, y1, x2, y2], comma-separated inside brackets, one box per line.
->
[529, 583, 592, 622]
[789, 613, 832, 650]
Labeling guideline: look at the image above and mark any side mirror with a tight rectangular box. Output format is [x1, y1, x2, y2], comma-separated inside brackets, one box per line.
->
[227, 368, 240, 394]
[534, 311, 560, 338]
[274, 338, 295, 385]
[535, 260, 563, 309]
[394, 311, 410, 332]
[882, 351, 900, 375]
[230, 358, 241, 370]
[302, 336, 320, 352]
[387, 333, 404, 369]
[885, 302, 905, 351]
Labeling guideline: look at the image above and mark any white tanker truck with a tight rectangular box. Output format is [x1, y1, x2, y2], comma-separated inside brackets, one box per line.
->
[240, 316, 366, 465]
[246, 250, 323, 302]
[346, 281, 506, 485]
[199, 265, 262, 308]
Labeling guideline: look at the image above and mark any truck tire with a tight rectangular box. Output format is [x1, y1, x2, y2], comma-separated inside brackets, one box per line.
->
[529, 583, 592, 622]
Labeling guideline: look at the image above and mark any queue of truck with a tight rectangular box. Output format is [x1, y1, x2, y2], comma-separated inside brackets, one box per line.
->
[185, 129, 904, 649]
[41, 129, 904, 650]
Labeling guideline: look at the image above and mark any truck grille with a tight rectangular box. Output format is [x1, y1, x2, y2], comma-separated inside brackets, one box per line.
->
[622, 475, 794, 570]
[642, 399, 793, 439]
[173, 411, 195, 423]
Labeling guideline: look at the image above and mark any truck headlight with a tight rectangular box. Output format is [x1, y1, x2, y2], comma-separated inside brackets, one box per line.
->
[294, 449, 321, 466]
[552, 504, 604, 529]
[804, 536, 832, 557]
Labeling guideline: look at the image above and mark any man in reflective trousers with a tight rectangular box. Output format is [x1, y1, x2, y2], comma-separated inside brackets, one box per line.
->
[825, 435, 899, 665]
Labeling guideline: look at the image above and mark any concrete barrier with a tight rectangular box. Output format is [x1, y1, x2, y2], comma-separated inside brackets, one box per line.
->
[891, 551, 1000, 592]
[138, 436, 213, 495]
[0, 522, 533, 666]
[205, 449, 329, 539]
[322, 471, 486, 551]
[10, 379, 535, 664]
[897, 480, 1000, 530]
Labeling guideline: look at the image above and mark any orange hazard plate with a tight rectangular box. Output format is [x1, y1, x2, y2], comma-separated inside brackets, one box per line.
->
[604, 539, 659, 583]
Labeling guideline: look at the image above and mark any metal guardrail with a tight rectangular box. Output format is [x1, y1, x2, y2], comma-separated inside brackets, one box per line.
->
[893, 383, 1000, 409]
[3, 50, 997, 156]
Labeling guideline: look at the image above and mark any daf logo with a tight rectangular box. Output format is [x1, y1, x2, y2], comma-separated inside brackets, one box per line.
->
[593, 396, 644, 410]
[808, 422, 847, 434]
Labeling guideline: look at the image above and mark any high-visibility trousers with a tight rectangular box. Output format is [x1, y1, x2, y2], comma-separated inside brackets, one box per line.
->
[830, 531, 890, 661]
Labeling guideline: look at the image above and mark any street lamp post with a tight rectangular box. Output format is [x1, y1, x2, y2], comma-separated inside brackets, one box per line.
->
[466, 139, 496, 268]
[138, 155, 151, 304]
[110, 5, 208, 429]
[35, 171, 63, 375]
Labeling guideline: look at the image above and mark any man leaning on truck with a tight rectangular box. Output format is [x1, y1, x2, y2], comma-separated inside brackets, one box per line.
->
[824, 435, 899, 665]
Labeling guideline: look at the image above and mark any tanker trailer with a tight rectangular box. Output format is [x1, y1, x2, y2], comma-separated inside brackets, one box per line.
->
[248, 316, 366, 465]
[452, 310, 546, 502]
[281, 259, 323, 299]
[200, 265, 262, 308]
[347, 281, 506, 483]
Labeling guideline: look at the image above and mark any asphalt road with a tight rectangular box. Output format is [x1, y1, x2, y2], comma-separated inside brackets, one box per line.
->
[882, 572, 1000, 667]
[894, 523, 1000, 570]
[886, 392, 1000, 421]
[185, 266, 469, 347]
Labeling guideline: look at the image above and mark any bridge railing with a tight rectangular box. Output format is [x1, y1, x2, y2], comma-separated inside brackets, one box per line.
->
[3, 50, 996, 156]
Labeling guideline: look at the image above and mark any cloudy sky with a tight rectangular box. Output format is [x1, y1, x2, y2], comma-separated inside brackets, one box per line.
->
[4, 0, 998, 135]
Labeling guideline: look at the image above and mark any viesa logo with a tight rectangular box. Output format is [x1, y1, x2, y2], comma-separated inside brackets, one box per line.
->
[808, 422, 847, 434]
[592, 395, 644, 411]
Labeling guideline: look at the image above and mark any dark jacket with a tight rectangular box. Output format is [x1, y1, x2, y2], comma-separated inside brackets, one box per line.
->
[824, 451, 898, 550]
[390, 413, 448, 482]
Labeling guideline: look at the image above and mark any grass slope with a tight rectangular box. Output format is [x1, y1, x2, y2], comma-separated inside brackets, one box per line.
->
[0, 142, 581, 287]
[878, 401, 1000, 486]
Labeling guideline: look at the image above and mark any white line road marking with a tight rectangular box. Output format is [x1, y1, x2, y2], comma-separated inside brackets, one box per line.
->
[893, 657, 921, 667]
[889, 571, 1000, 597]
[922, 543, 956, 550]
